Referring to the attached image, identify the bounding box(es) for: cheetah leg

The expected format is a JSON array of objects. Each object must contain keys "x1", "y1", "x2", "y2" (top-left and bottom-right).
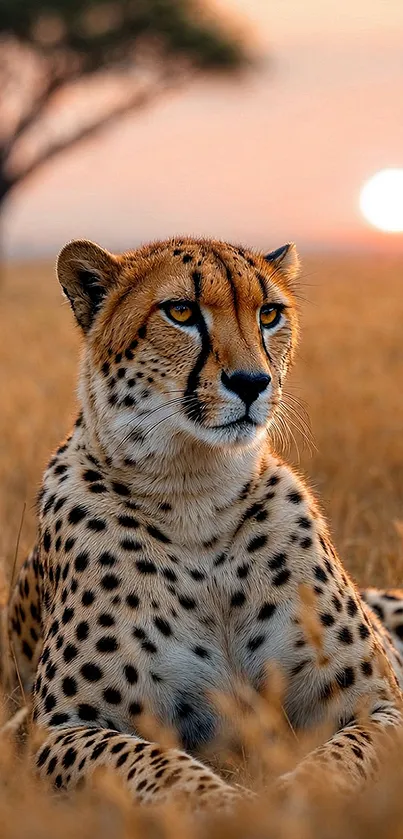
[
  {"x1": 9, "y1": 546, "x2": 43, "y2": 695},
  {"x1": 280, "y1": 702, "x2": 402, "y2": 794},
  {"x1": 35, "y1": 726, "x2": 244, "y2": 810},
  {"x1": 361, "y1": 588, "x2": 403, "y2": 657}
]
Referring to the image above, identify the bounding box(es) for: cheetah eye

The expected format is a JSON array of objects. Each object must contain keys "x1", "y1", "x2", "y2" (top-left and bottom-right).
[
  {"x1": 161, "y1": 300, "x2": 199, "y2": 326},
  {"x1": 260, "y1": 304, "x2": 284, "y2": 330}
]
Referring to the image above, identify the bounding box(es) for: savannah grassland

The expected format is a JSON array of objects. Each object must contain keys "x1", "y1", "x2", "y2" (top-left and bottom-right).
[{"x1": 0, "y1": 253, "x2": 403, "y2": 838}]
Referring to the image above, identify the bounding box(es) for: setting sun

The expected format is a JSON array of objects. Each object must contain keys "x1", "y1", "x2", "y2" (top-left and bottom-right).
[{"x1": 360, "y1": 168, "x2": 403, "y2": 233}]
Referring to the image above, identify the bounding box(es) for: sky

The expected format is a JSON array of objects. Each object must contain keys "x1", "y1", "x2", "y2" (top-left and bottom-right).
[{"x1": 5, "y1": 0, "x2": 403, "y2": 256}]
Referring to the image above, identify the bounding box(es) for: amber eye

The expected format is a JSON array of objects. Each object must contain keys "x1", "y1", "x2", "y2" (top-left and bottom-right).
[
  {"x1": 260, "y1": 305, "x2": 283, "y2": 329},
  {"x1": 162, "y1": 301, "x2": 199, "y2": 326}
]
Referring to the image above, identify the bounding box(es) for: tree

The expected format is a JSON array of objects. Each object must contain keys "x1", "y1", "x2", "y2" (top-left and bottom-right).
[{"x1": 0, "y1": 0, "x2": 247, "y2": 219}]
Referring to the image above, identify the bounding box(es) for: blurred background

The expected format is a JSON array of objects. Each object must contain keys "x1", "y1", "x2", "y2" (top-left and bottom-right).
[
  {"x1": 1, "y1": 0, "x2": 403, "y2": 256},
  {"x1": 0, "y1": 0, "x2": 402, "y2": 587}
]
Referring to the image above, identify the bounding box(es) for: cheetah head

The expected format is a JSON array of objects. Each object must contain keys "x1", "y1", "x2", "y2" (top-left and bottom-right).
[{"x1": 57, "y1": 237, "x2": 299, "y2": 459}]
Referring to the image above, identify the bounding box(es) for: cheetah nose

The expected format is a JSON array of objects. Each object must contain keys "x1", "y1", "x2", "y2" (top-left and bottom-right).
[{"x1": 221, "y1": 370, "x2": 271, "y2": 405}]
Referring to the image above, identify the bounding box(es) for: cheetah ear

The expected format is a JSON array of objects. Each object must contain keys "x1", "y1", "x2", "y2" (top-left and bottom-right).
[
  {"x1": 57, "y1": 239, "x2": 120, "y2": 332},
  {"x1": 264, "y1": 243, "x2": 299, "y2": 281}
]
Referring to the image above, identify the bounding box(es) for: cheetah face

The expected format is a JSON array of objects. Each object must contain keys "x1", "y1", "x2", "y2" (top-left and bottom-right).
[{"x1": 58, "y1": 238, "x2": 299, "y2": 455}]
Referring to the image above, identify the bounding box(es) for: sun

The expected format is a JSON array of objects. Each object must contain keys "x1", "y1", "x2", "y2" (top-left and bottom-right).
[{"x1": 359, "y1": 168, "x2": 403, "y2": 233}]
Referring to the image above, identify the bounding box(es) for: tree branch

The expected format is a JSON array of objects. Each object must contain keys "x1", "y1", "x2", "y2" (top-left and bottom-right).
[{"x1": 9, "y1": 74, "x2": 181, "y2": 189}]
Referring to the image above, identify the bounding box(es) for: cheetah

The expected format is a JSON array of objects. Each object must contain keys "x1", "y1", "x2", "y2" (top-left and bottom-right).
[{"x1": 8, "y1": 236, "x2": 403, "y2": 809}]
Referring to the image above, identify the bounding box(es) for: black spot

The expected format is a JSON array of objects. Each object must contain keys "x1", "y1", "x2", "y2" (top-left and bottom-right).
[
  {"x1": 138, "y1": 325, "x2": 147, "y2": 339},
  {"x1": 82, "y1": 590, "x2": 95, "y2": 607},
  {"x1": 247, "y1": 534, "x2": 268, "y2": 553},
  {"x1": 178, "y1": 595, "x2": 196, "y2": 610},
  {"x1": 62, "y1": 676, "x2": 77, "y2": 697},
  {"x1": 189, "y1": 569, "x2": 205, "y2": 581},
  {"x1": 314, "y1": 565, "x2": 328, "y2": 583},
  {"x1": 62, "y1": 747, "x2": 77, "y2": 770},
  {"x1": 63, "y1": 644, "x2": 78, "y2": 663},
  {"x1": 247, "y1": 634, "x2": 265, "y2": 652},
  {"x1": 154, "y1": 617, "x2": 172, "y2": 636},
  {"x1": 272, "y1": 569, "x2": 291, "y2": 586},
  {"x1": 101, "y1": 574, "x2": 120, "y2": 591},
  {"x1": 193, "y1": 645, "x2": 210, "y2": 659},
  {"x1": 237, "y1": 563, "x2": 250, "y2": 578},
  {"x1": 110, "y1": 742, "x2": 125, "y2": 754},
  {"x1": 231, "y1": 591, "x2": 246, "y2": 608},
  {"x1": 78, "y1": 704, "x2": 98, "y2": 722},
  {"x1": 37, "y1": 746, "x2": 51, "y2": 768},
  {"x1": 74, "y1": 552, "x2": 89, "y2": 573},
  {"x1": 320, "y1": 613, "x2": 335, "y2": 627},
  {"x1": 258, "y1": 602, "x2": 276, "y2": 620},
  {"x1": 22, "y1": 641, "x2": 33, "y2": 660},
  {"x1": 135, "y1": 559, "x2": 157, "y2": 575},
  {"x1": 132, "y1": 626, "x2": 146, "y2": 641},
  {"x1": 81, "y1": 662, "x2": 102, "y2": 682},
  {"x1": 91, "y1": 742, "x2": 107, "y2": 760},
  {"x1": 83, "y1": 469, "x2": 102, "y2": 483},
  {"x1": 98, "y1": 613, "x2": 115, "y2": 627},
  {"x1": 96, "y1": 636, "x2": 118, "y2": 653},
  {"x1": 89, "y1": 483, "x2": 107, "y2": 493},
  {"x1": 87, "y1": 518, "x2": 106, "y2": 532},
  {"x1": 68, "y1": 506, "x2": 87, "y2": 525},
  {"x1": 102, "y1": 361, "x2": 110, "y2": 376},
  {"x1": 62, "y1": 607, "x2": 74, "y2": 624},
  {"x1": 49, "y1": 713, "x2": 69, "y2": 726},
  {"x1": 126, "y1": 593, "x2": 140, "y2": 609},
  {"x1": 288, "y1": 491, "x2": 302, "y2": 504},
  {"x1": 213, "y1": 553, "x2": 226, "y2": 567},
  {"x1": 121, "y1": 539, "x2": 142, "y2": 551},
  {"x1": 358, "y1": 623, "x2": 370, "y2": 640},
  {"x1": 76, "y1": 621, "x2": 89, "y2": 641},
  {"x1": 65, "y1": 537, "x2": 76, "y2": 552},
  {"x1": 176, "y1": 699, "x2": 193, "y2": 719},
  {"x1": 129, "y1": 701, "x2": 143, "y2": 716},
  {"x1": 124, "y1": 665, "x2": 138, "y2": 684},
  {"x1": 44, "y1": 694, "x2": 56, "y2": 713},
  {"x1": 147, "y1": 525, "x2": 170, "y2": 544},
  {"x1": 268, "y1": 552, "x2": 286, "y2": 570},
  {"x1": 298, "y1": 517, "x2": 312, "y2": 529},
  {"x1": 242, "y1": 502, "x2": 266, "y2": 522},
  {"x1": 332, "y1": 595, "x2": 342, "y2": 613},
  {"x1": 54, "y1": 464, "x2": 68, "y2": 475},
  {"x1": 43, "y1": 530, "x2": 51, "y2": 553},
  {"x1": 99, "y1": 552, "x2": 116, "y2": 567},
  {"x1": 103, "y1": 688, "x2": 122, "y2": 705},
  {"x1": 338, "y1": 626, "x2": 354, "y2": 644},
  {"x1": 300, "y1": 537, "x2": 312, "y2": 549},
  {"x1": 112, "y1": 482, "x2": 130, "y2": 497},
  {"x1": 336, "y1": 666, "x2": 355, "y2": 689},
  {"x1": 117, "y1": 515, "x2": 139, "y2": 528},
  {"x1": 361, "y1": 660, "x2": 373, "y2": 677}
]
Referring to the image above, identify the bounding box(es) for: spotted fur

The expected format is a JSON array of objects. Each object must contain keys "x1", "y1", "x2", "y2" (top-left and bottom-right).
[{"x1": 9, "y1": 237, "x2": 403, "y2": 809}]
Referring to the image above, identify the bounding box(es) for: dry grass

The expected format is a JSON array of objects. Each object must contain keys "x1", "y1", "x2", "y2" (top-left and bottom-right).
[{"x1": 0, "y1": 253, "x2": 403, "y2": 837}]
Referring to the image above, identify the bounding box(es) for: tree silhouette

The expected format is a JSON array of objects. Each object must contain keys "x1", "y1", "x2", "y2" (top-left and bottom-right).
[{"x1": 0, "y1": 0, "x2": 246, "y2": 215}]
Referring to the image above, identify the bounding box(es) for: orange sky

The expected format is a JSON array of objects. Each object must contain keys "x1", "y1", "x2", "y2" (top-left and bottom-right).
[{"x1": 5, "y1": 0, "x2": 403, "y2": 256}]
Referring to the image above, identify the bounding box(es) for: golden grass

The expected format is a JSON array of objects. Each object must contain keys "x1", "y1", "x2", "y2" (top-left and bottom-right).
[{"x1": 0, "y1": 253, "x2": 403, "y2": 836}]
